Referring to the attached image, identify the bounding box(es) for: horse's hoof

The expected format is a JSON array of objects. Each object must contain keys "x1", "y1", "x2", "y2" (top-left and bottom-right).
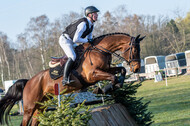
[
  {"x1": 115, "y1": 83, "x2": 123, "y2": 89},
  {"x1": 92, "y1": 87, "x2": 104, "y2": 94}
]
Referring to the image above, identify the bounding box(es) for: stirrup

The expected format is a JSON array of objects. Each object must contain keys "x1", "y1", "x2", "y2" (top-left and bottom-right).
[{"x1": 62, "y1": 79, "x2": 75, "y2": 86}]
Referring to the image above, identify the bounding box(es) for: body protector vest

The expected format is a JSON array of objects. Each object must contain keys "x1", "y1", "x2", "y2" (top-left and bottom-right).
[{"x1": 63, "y1": 18, "x2": 93, "y2": 40}]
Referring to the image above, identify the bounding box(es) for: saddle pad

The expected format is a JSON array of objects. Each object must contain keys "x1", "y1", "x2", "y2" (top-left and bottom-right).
[{"x1": 49, "y1": 65, "x2": 64, "y2": 80}]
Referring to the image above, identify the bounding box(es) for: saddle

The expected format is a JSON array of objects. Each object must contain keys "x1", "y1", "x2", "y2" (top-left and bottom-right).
[
  {"x1": 49, "y1": 44, "x2": 87, "y2": 80},
  {"x1": 48, "y1": 56, "x2": 67, "y2": 80},
  {"x1": 49, "y1": 56, "x2": 68, "y2": 68}
]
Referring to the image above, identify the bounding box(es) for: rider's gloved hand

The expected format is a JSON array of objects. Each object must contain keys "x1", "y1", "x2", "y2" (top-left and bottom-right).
[{"x1": 88, "y1": 39, "x2": 94, "y2": 45}]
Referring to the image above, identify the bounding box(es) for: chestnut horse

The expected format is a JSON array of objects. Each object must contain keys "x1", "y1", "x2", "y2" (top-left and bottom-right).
[{"x1": 0, "y1": 33, "x2": 145, "y2": 126}]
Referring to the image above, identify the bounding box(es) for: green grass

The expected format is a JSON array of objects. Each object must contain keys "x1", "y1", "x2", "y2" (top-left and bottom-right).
[
  {"x1": 1, "y1": 104, "x2": 23, "y2": 126},
  {"x1": 136, "y1": 75, "x2": 190, "y2": 126}
]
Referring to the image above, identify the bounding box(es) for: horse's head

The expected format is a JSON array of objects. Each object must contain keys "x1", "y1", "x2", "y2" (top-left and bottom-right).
[{"x1": 121, "y1": 34, "x2": 145, "y2": 73}]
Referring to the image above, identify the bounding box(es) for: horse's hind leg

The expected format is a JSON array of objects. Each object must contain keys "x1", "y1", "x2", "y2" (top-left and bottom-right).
[
  {"x1": 31, "y1": 111, "x2": 39, "y2": 126},
  {"x1": 22, "y1": 109, "x2": 34, "y2": 126},
  {"x1": 22, "y1": 102, "x2": 41, "y2": 126},
  {"x1": 22, "y1": 93, "x2": 43, "y2": 126},
  {"x1": 30, "y1": 96, "x2": 49, "y2": 126}
]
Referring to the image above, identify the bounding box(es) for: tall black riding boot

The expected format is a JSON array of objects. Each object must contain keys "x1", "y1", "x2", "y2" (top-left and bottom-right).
[{"x1": 62, "y1": 58, "x2": 75, "y2": 85}]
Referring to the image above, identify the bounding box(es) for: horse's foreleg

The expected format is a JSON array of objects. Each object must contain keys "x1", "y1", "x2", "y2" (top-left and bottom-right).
[
  {"x1": 89, "y1": 69, "x2": 117, "y2": 94},
  {"x1": 90, "y1": 69, "x2": 117, "y2": 84},
  {"x1": 90, "y1": 67, "x2": 126, "y2": 84},
  {"x1": 107, "y1": 67, "x2": 126, "y2": 86},
  {"x1": 106, "y1": 66, "x2": 126, "y2": 76},
  {"x1": 91, "y1": 67, "x2": 126, "y2": 94}
]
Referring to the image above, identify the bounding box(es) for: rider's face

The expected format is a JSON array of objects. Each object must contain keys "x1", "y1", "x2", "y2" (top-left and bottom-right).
[
  {"x1": 92, "y1": 12, "x2": 98, "y2": 21},
  {"x1": 89, "y1": 12, "x2": 98, "y2": 22}
]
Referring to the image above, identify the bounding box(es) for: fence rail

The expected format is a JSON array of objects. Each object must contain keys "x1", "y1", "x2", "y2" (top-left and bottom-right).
[{"x1": 89, "y1": 103, "x2": 137, "y2": 126}]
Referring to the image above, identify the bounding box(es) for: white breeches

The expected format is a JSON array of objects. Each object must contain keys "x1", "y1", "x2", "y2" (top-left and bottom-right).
[{"x1": 59, "y1": 34, "x2": 76, "y2": 61}]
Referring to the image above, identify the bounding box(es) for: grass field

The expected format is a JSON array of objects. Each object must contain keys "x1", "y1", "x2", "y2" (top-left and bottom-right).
[
  {"x1": 2, "y1": 74, "x2": 190, "y2": 126},
  {"x1": 135, "y1": 75, "x2": 190, "y2": 126}
]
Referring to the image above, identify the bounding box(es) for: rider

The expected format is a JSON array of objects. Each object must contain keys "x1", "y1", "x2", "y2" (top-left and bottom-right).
[{"x1": 59, "y1": 6, "x2": 99, "y2": 85}]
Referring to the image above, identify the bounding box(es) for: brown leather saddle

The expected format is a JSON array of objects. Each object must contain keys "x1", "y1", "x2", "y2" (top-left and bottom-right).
[
  {"x1": 49, "y1": 45, "x2": 86, "y2": 80},
  {"x1": 49, "y1": 56, "x2": 68, "y2": 68},
  {"x1": 48, "y1": 56, "x2": 67, "y2": 80}
]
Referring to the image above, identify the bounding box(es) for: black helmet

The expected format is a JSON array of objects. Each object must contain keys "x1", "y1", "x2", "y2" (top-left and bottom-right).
[{"x1": 85, "y1": 6, "x2": 99, "y2": 16}]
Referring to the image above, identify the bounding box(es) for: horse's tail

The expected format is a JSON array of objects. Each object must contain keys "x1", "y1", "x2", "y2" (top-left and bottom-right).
[{"x1": 0, "y1": 79, "x2": 28, "y2": 125}]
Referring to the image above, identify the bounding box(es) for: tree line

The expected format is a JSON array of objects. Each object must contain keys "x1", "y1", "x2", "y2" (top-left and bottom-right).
[{"x1": 0, "y1": 5, "x2": 190, "y2": 85}]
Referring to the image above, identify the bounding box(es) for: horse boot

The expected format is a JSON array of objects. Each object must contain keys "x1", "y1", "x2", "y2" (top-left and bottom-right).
[{"x1": 62, "y1": 58, "x2": 75, "y2": 85}]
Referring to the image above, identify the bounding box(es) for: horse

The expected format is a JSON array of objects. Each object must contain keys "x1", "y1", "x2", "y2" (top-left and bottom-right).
[{"x1": 0, "y1": 33, "x2": 145, "y2": 126}]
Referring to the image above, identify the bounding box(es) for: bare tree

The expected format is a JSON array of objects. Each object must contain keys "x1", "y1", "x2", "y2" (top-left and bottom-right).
[
  {"x1": 11, "y1": 50, "x2": 22, "y2": 79},
  {"x1": 0, "y1": 56, "x2": 4, "y2": 84},
  {"x1": 17, "y1": 33, "x2": 34, "y2": 78},
  {"x1": 0, "y1": 32, "x2": 11, "y2": 80},
  {"x1": 100, "y1": 11, "x2": 117, "y2": 34},
  {"x1": 25, "y1": 15, "x2": 50, "y2": 70}
]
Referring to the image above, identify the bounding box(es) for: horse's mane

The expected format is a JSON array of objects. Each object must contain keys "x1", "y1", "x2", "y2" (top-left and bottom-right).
[{"x1": 94, "y1": 32, "x2": 131, "y2": 40}]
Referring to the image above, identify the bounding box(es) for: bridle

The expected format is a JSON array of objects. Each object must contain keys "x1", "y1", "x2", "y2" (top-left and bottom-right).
[
  {"x1": 122, "y1": 37, "x2": 141, "y2": 64},
  {"x1": 91, "y1": 36, "x2": 140, "y2": 66}
]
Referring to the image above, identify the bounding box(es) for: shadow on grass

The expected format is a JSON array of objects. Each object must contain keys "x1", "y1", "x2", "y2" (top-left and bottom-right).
[
  {"x1": 150, "y1": 100, "x2": 190, "y2": 114},
  {"x1": 154, "y1": 118, "x2": 190, "y2": 126},
  {"x1": 141, "y1": 88, "x2": 190, "y2": 105}
]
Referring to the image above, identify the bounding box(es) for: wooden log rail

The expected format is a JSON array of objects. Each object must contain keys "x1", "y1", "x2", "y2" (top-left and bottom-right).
[{"x1": 88, "y1": 103, "x2": 137, "y2": 126}]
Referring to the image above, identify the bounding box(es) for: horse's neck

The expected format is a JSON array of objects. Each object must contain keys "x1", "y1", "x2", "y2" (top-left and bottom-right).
[{"x1": 97, "y1": 35, "x2": 130, "y2": 52}]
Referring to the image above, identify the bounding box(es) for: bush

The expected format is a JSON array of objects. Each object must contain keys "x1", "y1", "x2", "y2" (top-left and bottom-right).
[
  {"x1": 110, "y1": 81, "x2": 154, "y2": 126},
  {"x1": 36, "y1": 93, "x2": 92, "y2": 126}
]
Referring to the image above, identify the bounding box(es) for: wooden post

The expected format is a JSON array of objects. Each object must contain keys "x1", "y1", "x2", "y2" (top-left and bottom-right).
[
  {"x1": 98, "y1": 82, "x2": 104, "y2": 105},
  {"x1": 54, "y1": 83, "x2": 61, "y2": 107},
  {"x1": 165, "y1": 68, "x2": 168, "y2": 86},
  {"x1": 174, "y1": 67, "x2": 178, "y2": 77},
  {"x1": 19, "y1": 100, "x2": 24, "y2": 115},
  {"x1": 136, "y1": 74, "x2": 140, "y2": 81}
]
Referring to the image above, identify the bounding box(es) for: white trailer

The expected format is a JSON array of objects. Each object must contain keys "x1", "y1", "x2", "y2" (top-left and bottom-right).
[
  {"x1": 144, "y1": 56, "x2": 165, "y2": 79},
  {"x1": 185, "y1": 50, "x2": 190, "y2": 72},
  {"x1": 3, "y1": 80, "x2": 17, "y2": 93},
  {"x1": 165, "y1": 52, "x2": 186, "y2": 76}
]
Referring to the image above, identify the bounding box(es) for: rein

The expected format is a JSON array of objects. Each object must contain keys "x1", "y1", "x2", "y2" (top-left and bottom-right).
[{"x1": 92, "y1": 45, "x2": 130, "y2": 64}]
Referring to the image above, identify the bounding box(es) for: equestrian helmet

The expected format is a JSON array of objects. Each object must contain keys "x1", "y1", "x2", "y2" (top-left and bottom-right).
[{"x1": 85, "y1": 6, "x2": 99, "y2": 16}]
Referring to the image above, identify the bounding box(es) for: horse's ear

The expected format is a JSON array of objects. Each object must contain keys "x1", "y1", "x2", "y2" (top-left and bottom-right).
[
  {"x1": 135, "y1": 34, "x2": 141, "y2": 40},
  {"x1": 139, "y1": 36, "x2": 146, "y2": 41}
]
